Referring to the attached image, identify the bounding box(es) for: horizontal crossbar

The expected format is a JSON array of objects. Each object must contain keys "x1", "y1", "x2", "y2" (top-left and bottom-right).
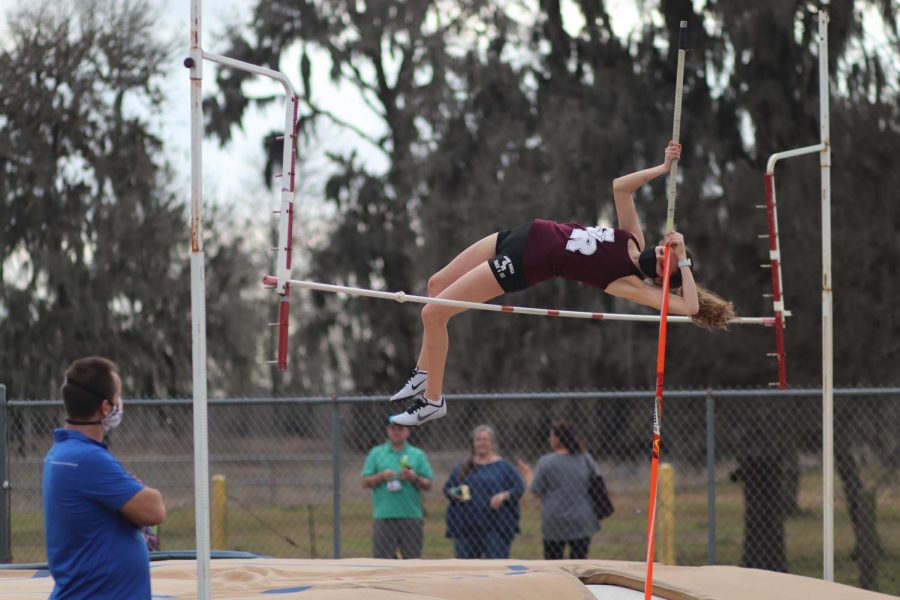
[{"x1": 263, "y1": 276, "x2": 775, "y2": 326}]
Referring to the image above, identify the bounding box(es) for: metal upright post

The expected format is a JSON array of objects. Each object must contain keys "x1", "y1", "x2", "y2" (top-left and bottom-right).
[
  {"x1": 760, "y1": 13, "x2": 832, "y2": 575},
  {"x1": 331, "y1": 395, "x2": 342, "y2": 558},
  {"x1": 0, "y1": 385, "x2": 9, "y2": 563},
  {"x1": 187, "y1": 0, "x2": 211, "y2": 597},
  {"x1": 705, "y1": 391, "x2": 716, "y2": 565},
  {"x1": 818, "y1": 9, "x2": 834, "y2": 581}
]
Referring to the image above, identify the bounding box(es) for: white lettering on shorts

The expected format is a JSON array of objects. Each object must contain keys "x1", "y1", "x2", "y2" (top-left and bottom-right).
[
  {"x1": 565, "y1": 226, "x2": 615, "y2": 256},
  {"x1": 493, "y1": 256, "x2": 515, "y2": 279}
]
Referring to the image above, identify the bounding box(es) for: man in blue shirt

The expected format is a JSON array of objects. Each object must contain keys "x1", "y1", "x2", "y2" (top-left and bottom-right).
[{"x1": 42, "y1": 356, "x2": 166, "y2": 599}]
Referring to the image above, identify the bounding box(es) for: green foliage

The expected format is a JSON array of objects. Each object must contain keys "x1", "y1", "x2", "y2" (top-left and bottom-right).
[{"x1": 0, "y1": 0, "x2": 269, "y2": 398}]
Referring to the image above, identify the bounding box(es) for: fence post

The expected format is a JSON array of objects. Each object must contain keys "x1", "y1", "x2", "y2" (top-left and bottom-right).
[
  {"x1": 0, "y1": 385, "x2": 9, "y2": 563},
  {"x1": 659, "y1": 463, "x2": 676, "y2": 565},
  {"x1": 705, "y1": 389, "x2": 716, "y2": 565},
  {"x1": 211, "y1": 474, "x2": 227, "y2": 550},
  {"x1": 331, "y1": 394, "x2": 341, "y2": 558}
]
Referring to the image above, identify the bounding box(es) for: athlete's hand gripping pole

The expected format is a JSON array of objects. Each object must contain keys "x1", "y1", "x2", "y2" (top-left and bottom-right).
[{"x1": 645, "y1": 20, "x2": 687, "y2": 600}]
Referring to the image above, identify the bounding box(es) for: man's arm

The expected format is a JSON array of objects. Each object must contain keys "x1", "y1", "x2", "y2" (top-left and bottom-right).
[
  {"x1": 362, "y1": 470, "x2": 394, "y2": 489},
  {"x1": 84, "y1": 451, "x2": 164, "y2": 526},
  {"x1": 410, "y1": 452, "x2": 434, "y2": 492},
  {"x1": 404, "y1": 469, "x2": 432, "y2": 491},
  {"x1": 120, "y1": 486, "x2": 166, "y2": 527}
]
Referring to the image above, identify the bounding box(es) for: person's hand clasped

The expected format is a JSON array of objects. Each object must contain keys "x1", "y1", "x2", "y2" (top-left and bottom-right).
[
  {"x1": 489, "y1": 491, "x2": 511, "y2": 510},
  {"x1": 664, "y1": 230, "x2": 687, "y2": 260},
  {"x1": 663, "y1": 140, "x2": 682, "y2": 171}
]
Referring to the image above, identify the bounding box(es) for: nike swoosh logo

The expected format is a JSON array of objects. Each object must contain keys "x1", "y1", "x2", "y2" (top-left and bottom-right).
[
  {"x1": 411, "y1": 380, "x2": 425, "y2": 391},
  {"x1": 417, "y1": 404, "x2": 443, "y2": 422}
]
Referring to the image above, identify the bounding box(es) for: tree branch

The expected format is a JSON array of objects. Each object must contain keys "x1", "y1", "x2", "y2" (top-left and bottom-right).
[{"x1": 301, "y1": 98, "x2": 389, "y2": 156}]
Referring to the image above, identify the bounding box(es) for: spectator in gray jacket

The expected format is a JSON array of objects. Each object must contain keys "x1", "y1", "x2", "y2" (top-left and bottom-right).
[{"x1": 518, "y1": 419, "x2": 600, "y2": 559}]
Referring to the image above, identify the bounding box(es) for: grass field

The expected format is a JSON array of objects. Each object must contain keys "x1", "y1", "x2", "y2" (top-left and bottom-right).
[{"x1": 14, "y1": 474, "x2": 900, "y2": 595}]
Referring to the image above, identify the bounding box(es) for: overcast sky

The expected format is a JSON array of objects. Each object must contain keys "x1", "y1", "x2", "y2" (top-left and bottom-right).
[
  {"x1": 152, "y1": 0, "x2": 640, "y2": 217},
  {"x1": 0, "y1": 0, "x2": 389, "y2": 220},
  {"x1": 0, "y1": 0, "x2": 647, "y2": 215},
  {"x1": 154, "y1": 0, "x2": 391, "y2": 221},
  {"x1": 8, "y1": 1, "x2": 891, "y2": 222}
]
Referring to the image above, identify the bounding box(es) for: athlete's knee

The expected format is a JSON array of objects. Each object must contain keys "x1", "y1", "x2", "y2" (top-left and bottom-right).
[
  {"x1": 421, "y1": 302, "x2": 451, "y2": 326},
  {"x1": 427, "y1": 272, "x2": 450, "y2": 297}
]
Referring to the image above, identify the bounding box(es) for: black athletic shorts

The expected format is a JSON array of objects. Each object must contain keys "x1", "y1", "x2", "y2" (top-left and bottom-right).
[{"x1": 488, "y1": 222, "x2": 532, "y2": 293}]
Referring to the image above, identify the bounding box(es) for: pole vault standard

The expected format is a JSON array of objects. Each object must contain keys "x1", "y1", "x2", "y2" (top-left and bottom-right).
[
  {"x1": 263, "y1": 277, "x2": 774, "y2": 325},
  {"x1": 644, "y1": 20, "x2": 687, "y2": 600},
  {"x1": 187, "y1": 1, "x2": 298, "y2": 597},
  {"x1": 760, "y1": 9, "x2": 832, "y2": 580}
]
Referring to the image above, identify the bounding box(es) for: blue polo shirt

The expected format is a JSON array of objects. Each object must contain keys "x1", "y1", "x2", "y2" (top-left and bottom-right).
[{"x1": 42, "y1": 429, "x2": 149, "y2": 600}]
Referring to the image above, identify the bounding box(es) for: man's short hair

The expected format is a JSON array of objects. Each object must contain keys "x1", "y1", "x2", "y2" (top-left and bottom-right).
[{"x1": 62, "y1": 357, "x2": 119, "y2": 419}]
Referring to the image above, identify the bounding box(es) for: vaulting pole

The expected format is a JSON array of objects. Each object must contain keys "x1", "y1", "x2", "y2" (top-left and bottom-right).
[{"x1": 644, "y1": 20, "x2": 687, "y2": 600}]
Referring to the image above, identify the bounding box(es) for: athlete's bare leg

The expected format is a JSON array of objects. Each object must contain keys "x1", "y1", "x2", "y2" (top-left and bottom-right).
[
  {"x1": 418, "y1": 261, "x2": 503, "y2": 400},
  {"x1": 414, "y1": 233, "x2": 499, "y2": 369}
]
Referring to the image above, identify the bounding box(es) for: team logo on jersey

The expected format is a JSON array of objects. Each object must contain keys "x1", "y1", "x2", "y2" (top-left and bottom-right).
[
  {"x1": 492, "y1": 255, "x2": 515, "y2": 279},
  {"x1": 565, "y1": 226, "x2": 615, "y2": 255}
]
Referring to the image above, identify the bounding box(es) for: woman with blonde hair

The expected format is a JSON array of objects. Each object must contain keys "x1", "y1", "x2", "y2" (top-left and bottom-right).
[{"x1": 390, "y1": 141, "x2": 735, "y2": 426}]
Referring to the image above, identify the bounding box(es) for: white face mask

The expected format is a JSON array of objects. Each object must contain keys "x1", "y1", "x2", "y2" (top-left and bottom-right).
[{"x1": 102, "y1": 402, "x2": 124, "y2": 432}]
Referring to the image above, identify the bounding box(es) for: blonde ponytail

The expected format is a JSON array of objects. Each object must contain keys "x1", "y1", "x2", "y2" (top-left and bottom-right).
[{"x1": 691, "y1": 286, "x2": 735, "y2": 330}]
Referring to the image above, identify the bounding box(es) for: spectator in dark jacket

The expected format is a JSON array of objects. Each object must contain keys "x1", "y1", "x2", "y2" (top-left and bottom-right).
[{"x1": 444, "y1": 425, "x2": 524, "y2": 558}]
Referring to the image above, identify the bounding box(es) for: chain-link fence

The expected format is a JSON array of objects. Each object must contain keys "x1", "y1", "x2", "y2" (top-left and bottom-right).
[{"x1": 4, "y1": 388, "x2": 899, "y2": 593}]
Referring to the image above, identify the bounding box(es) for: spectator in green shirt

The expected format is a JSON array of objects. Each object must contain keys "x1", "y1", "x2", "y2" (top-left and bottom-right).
[{"x1": 361, "y1": 419, "x2": 434, "y2": 558}]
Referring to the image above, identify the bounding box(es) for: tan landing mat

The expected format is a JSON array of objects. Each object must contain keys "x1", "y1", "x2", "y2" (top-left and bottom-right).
[{"x1": 0, "y1": 558, "x2": 896, "y2": 599}]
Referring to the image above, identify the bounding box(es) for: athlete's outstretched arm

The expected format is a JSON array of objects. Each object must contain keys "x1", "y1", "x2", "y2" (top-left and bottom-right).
[
  {"x1": 605, "y1": 232, "x2": 699, "y2": 315},
  {"x1": 606, "y1": 275, "x2": 698, "y2": 316},
  {"x1": 612, "y1": 141, "x2": 681, "y2": 249}
]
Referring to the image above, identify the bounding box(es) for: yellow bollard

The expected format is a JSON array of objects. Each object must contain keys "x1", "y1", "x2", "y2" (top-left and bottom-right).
[
  {"x1": 212, "y1": 474, "x2": 227, "y2": 550},
  {"x1": 658, "y1": 463, "x2": 676, "y2": 565}
]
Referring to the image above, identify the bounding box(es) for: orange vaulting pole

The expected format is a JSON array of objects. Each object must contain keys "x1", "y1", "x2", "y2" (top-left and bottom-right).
[{"x1": 645, "y1": 19, "x2": 687, "y2": 600}]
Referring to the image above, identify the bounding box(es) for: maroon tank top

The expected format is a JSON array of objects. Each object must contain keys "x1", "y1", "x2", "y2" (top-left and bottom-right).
[{"x1": 522, "y1": 219, "x2": 642, "y2": 290}]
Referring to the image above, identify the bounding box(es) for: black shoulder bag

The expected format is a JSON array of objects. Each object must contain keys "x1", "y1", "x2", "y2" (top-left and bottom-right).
[{"x1": 583, "y1": 454, "x2": 615, "y2": 520}]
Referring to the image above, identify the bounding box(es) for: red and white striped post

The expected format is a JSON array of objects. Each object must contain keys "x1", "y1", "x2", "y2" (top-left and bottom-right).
[
  {"x1": 763, "y1": 172, "x2": 788, "y2": 389},
  {"x1": 275, "y1": 95, "x2": 299, "y2": 371}
]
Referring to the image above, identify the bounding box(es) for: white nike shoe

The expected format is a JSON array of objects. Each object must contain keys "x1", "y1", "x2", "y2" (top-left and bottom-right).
[
  {"x1": 390, "y1": 368, "x2": 428, "y2": 403},
  {"x1": 390, "y1": 397, "x2": 446, "y2": 426}
]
